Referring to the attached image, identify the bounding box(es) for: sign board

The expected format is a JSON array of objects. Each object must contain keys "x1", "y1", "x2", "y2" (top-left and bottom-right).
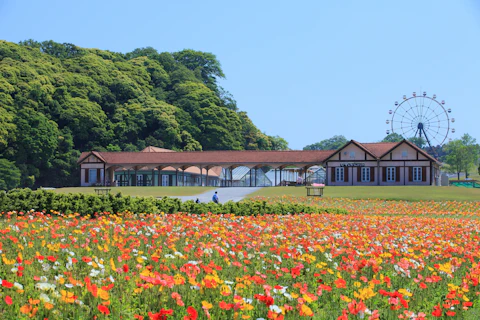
[{"x1": 340, "y1": 163, "x2": 365, "y2": 167}]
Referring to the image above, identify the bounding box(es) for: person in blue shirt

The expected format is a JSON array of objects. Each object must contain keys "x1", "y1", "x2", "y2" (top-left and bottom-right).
[{"x1": 212, "y1": 191, "x2": 219, "y2": 204}]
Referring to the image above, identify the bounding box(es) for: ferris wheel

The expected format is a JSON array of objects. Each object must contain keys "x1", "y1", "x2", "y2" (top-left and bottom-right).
[{"x1": 386, "y1": 92, "x2": 455, "y2": 149}]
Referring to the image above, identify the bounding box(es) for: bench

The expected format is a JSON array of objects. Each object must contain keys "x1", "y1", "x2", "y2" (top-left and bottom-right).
[
  {"x1": 306, "y1": 186, "x2": 324, "y2": 197},
  {"x1": 94, "y1": 188, "x2": 111, "y2": 195}
]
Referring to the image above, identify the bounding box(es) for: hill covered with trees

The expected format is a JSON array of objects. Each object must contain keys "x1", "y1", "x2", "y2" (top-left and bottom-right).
[{"x1": 0, "y1": 40, "x2": 287, "y2": 189}]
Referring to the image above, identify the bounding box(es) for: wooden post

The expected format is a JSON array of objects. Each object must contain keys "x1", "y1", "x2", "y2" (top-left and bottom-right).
[
  {"x1": 304, "y1": 166, "x2": 307, "y2": 185},
  {"x1": 134, "y1": 168, "x2": 137, "y2": 186},
  {"x1": 255, "y1": 168, "x2": 257, "y2": 187},
  {"x1": 230, "y1": 168, "x2": 233, "y2": 187},
  {"x1": 280, "y1": 167, "x2": 282, "y2": 186},
  {"x1": 175, "y1": 169, "x2": 178, "y2": 186},
  {"x1": 275, "y1": 168, "x2": 277, "y2": 186},
  {"x1": 206, "y1": 168, "x2": 209, "y2": 186}
]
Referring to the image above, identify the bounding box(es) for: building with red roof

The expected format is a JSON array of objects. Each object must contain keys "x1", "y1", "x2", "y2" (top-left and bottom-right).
[{"x1": 77, "y1": 139, "x2": 441, "y2": 187}]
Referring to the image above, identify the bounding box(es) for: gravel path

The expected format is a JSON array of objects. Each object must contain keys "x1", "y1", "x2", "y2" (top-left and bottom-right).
[{"x1": 173, "y1": 187, "x2": 263, "y2": 203}]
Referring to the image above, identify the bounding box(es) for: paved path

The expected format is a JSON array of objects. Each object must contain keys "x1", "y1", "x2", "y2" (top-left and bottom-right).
[{"x1": 174, "y1": 187, "x2": 263, "y2": 203}]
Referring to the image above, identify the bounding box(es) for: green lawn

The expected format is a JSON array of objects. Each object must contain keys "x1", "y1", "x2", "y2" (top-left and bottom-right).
[
  {"x1": 248, "y1": 186, "x2": 480, "y2": 201},
  {"x1": 52, "y1": 187, "x2": 215, "y2": 197}
]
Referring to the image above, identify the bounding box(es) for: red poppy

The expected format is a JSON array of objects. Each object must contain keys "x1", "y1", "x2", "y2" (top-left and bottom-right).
[
  {"x1": 432, "y1": 305, "x2": 442, "y2": 317},
  {"x1": 148, "y1": 309, "x2": 173, "y2": 320},
  {"x1": 184, "y1": 306, "x2": 198, "y2": 320},
  {"x1": 98, "y1": 305, "x2": 110, "y2": 315},
  {"x1": 348, "y1": 300, "x2": 366, "y2": 315},
  {"x1": 334, "y1": 278, "x2": 346, "y2": 289},
  {"x1": 219, "y1": 301, "x2": 233, "y2": 310},
  {"x1": 5, "y1": 296, "x2": 12, "y2": 305}
]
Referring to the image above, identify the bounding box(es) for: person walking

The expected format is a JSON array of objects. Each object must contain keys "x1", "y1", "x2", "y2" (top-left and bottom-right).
[
  {"x1": 195, "y1": 198, "x2": 201, "y2": 204},
  {"x1": 212, "y1": 191, "x2": 219, "y2": 204}
]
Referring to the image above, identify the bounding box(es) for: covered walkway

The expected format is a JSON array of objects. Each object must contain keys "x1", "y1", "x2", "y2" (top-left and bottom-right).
[{"x1": 77, "y1": 149, "x2": 333, "y2": 187}]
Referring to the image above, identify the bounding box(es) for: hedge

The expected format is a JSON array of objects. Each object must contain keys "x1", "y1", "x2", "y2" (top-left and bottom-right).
[{"x1": 0, "y1": 189, "x2": 348, "y2": 216}]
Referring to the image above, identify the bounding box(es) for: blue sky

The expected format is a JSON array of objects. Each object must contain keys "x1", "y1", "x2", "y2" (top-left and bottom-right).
[{"x1": 1, "y1": 0, "x2": 479, "y2": 150}]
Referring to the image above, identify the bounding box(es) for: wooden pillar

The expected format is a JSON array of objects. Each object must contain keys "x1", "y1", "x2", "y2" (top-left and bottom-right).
[
  {"x1": 250, "y1": 168, "x2": 252, "y2": 187},
  {"x1": 224, "y1": 168, "x2": 227, "y2": 187},
  {"x1": 175, "y1": 169, "x2": 178, "y2": 186},
  {"x1": 206, "y1": 168, "x2": 209, "y2": 186},
  {"x1": 275, "y1": 168, "x2": 277, "y2": 186},
  {"x1": 134, "y1": 168, "x2": 137, "y2": 186},
  {"x1": 304, "y1": 166, "x2": 307, "y2": 185},
  {"x1": 280, "y1": 167, "x2": 282, "y2": 186},
  {"x1": 325, "y1": 164, "x2": 328, "y2": 186},
  {"x1": 254, "y1": 168, "x2": 257, "y2": 187},
  {"x1": 230, "y1": 168, "x2": 233, "y2": 187},
  {"x1": 430, "y1": 161, "x2": 433, "y2": 186}
]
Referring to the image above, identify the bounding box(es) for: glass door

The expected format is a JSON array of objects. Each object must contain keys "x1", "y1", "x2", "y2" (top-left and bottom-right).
[
  {"x1": 161, "y1": 175, "x2": 169, "y2": 186},
  {"x1": 137, "y1": 174, "x2": 143, "y2": 186}
]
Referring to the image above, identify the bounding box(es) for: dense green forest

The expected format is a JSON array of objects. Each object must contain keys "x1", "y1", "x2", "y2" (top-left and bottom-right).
[{"x1": 0, "y1": 40, "x2": 288, "y2": 189}]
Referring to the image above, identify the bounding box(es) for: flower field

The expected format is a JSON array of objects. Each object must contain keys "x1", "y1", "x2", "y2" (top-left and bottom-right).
[
  {"x1": 1, "y1": 200, "x2": 480, "y2": 319},
  {"x1": 254, "y1": 196, "x2": 480, "y2": 218}
]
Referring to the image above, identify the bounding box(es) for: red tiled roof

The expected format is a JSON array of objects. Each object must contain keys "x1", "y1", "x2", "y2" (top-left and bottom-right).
[
  {"x1": 357, "y1": 142, "x2": 398, "y2": 157},
  {"x1": 78, "y1": 150, "x2": 335, "y2": 166},
  {"x1": 141, "y1": 146, "x2": 175, "y2": 153},
  {"x1": 378, "y1": 140, "x2": 439, "y2": 163}
]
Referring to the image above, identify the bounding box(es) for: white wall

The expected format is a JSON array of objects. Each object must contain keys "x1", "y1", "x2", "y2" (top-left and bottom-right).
[{"x1": 80, "y1": 163, "x2": 104, "y2": 187}]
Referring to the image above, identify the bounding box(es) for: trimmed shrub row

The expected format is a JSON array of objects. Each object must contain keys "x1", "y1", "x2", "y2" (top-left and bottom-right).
[{"x1": 0, "y1": 189, "x2": 348, "y2": 216}]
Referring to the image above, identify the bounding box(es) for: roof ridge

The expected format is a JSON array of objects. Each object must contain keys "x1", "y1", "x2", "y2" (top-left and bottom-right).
[{"x1": 92, "y1": 149, "x2": 336, "y2": 154}]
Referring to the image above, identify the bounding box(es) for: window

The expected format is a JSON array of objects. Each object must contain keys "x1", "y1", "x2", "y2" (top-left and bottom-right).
[
  {"x1": 413, "y1": 167, "x2": 422, "y2": 181},
  {"x1": 386, "y1": 167, "x2": 396, "y2": 182},
  {"x1": 402, "y1": 151, "x2": 408, "y2": 158},
  {"x1": 349, "y1": 151, "x2": 355, "y2": 159},
  {"x1": 361, "y1": 167, "x2": 370, "y2": 182},
  {"x1": 335, "y1": 167, "x2": 344, "y2": 182}
]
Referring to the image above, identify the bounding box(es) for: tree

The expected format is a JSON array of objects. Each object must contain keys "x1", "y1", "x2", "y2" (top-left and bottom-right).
[
  {"x1": 269, "y1": 135, "x2": 289, "y2": 150},
  {"x1": 125, "y1": 47, "x2": 159, "y2": 60},
  {"x1": 460, "y1": 133, "x2": 480, "y2": 178},
  {"x1": 172, "y1": 49, "x2": 225, "y2": 90},
  {"x1": 0, "y1": 159, "x2": 21, "y2": 190},
  {"x1": 218, "y1": 87, "x2": 237, "y2": 111},
  {"x1": 303, "y1": 135, "x2": 348, "y2": 150},
  {"x1": 408, "y1": 136, "x2": 426, "y2": 149},
  {"x1": 382, "y1": 133, "x2": 403, "y2": 143},
  {"x1": 444, "y1": 139, "x2": 469, "y2": 180}
]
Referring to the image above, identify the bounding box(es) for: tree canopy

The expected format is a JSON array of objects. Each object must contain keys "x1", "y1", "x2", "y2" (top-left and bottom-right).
[
  {"x1": 381, "y1": 133, "x2": 404, "y2": 143},
  {"x1": 443, "y1": 134, "x2": 480, "y2": 180},
  {"x1": 0, "y1": 40, "x2": 286, "y2": 188},
  {"x1": 303, "y1": 135, "x2": 348, "y2": 150}
]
